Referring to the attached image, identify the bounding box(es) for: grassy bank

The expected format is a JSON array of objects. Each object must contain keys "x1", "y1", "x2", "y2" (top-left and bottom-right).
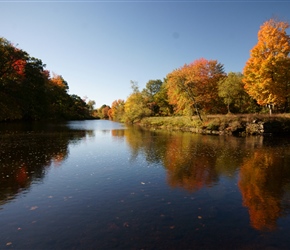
[{"x1": 139, "y1": 114, "x2": 290, "y2": 136}]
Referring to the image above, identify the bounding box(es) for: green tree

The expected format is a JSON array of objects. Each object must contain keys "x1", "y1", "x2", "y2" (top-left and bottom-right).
[
  {"x1": 218, "y1": 72, "x2": 245, "y2": 113},
  {"x1": 154, "y1": 80, "x2": 174, "y2": 116},
  {"x1": 67, "y1": 94, "x2": 91, "y2": 119},
  {"x1": 87, "y1": 100, "x2": 96, "y2": 116},
  {"x1": 142, "y1": 79, "x2": 163, "y2": 115}
]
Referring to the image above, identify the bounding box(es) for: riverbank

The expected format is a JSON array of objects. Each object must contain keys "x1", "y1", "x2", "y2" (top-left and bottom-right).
[{"x1": 139, "y1": 114, "x2": 290, "y2": 136}]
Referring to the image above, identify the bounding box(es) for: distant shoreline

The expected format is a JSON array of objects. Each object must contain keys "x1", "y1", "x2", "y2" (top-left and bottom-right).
[{"x1": 138, "y1": 114, "x2": 290, "y2": 136}]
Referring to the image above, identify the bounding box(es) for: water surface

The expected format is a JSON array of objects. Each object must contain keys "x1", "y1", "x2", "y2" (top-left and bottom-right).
[{"x1": 1, "y1": 120, "x2": 290, "y2": 249}]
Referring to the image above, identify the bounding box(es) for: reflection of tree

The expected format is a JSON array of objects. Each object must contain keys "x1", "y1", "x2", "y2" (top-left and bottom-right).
[
  {"x1": 238, "y1": 147, "x2": 290, "y2": 231},
  {"x1": 163, "y1": 134, "x2": 219, "y2": 192},
  {"x1": 123, "y1": 126, "x2": 245, "y2": 192},
  {"x1": 0, "y1": 123, "x2": 89, "y2": 206},
  {"x1": 123, "y1": 126, "x2": 166, "y2": 163},
  {"x1": 111, "y1": 129, "x2": 125, "y2": 137}
]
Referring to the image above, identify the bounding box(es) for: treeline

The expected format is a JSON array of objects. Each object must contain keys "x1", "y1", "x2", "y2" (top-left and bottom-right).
[
  {"x1": 107, "y1": 18, "x2": 290, "y2": 123},
  {"x1": 2, "y1": 18, "x2": 289, "y2": 123},
  {"x1": 0, "y1": 37, "x2": 94, "y2": 121}
]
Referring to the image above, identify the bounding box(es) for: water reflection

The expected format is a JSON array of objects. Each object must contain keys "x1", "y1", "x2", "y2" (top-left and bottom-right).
[
  {"x1": 238, "y1": 138, "x2": 290, "y2": 231},
  {"x1": 114, "y1": 127, "x2": 290, "y2": 231},
  {"x1": 1, "y1": 120, "x2": 290, "y2": 236},
  {"x1": 0, "y1": 122, "x2": 92, "y2": 206},
  {"x1": 121, "y1": 127, "x2": 244, "y2": 191}
]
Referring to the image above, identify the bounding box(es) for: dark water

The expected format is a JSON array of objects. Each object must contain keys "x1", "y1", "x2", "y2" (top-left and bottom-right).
[{"x1": 1, "y1": 120, "x2": 290, "y2": 249}]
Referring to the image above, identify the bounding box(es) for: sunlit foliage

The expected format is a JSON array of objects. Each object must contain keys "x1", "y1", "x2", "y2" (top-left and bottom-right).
[
  {"x1": 124, "y1": 81, "x2": 151, "y2": 123},
  {"x1": 166, "y1": 58, "x2": 226, "y2": 119},
  {"x1": 218, "y1": 72, "x2": 258, "y2": 113},
  {"x1": 109, "y1": 99, "x2": 125, "y2": 121},
  {"x1": 96, "y1": 104, "x2": 111, "y2": 119},
  {"x1": 243, "y1": 19, "x2": 290, "y2": 112},
  {"x1": 238, "y1": 148, "x2": 290, "y2": 231}
]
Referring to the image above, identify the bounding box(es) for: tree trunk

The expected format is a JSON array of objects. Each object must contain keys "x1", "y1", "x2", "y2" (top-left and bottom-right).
[
  {"x1": 194, "y1": 103, "x2": 203, "y2": 121},
  {"x1": 227, "y1": 102, "x2": 231, "y2": 114}
]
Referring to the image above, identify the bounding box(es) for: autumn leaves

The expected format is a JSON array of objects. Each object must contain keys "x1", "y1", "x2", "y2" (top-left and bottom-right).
[
  {"x1": 118, "y1": 19, "x2": 290, "y2": 123},
  {"x1": 166, "y1": 58, "x2": 226, "y2": 120},
  {"x1": 243, "y1": 19, "x2": 290, "y2": 111},
  {"x1": 167, "y1": 19, "x2": 290, "y2": 118},
  {"x1": 0, "y1": 38, "x2": 93, "y2": 121}
]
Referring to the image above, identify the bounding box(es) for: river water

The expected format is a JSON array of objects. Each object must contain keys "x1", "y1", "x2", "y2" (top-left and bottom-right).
[{"x1": 1, "y1": 120, "x2": 290, "y2": 249}]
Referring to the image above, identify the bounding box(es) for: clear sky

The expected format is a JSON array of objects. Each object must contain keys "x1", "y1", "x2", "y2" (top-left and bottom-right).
[{"x1": 1, "y1": 0, "x2": 290, "y2": 108}]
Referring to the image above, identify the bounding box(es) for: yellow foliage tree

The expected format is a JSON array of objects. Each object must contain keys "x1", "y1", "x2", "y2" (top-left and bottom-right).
[
  {"x1": 124, "y1": 81, "x2": 151, "y2": 123},
  {"x1": 243, "y1": 19, "x2": 290, "y2": 113}
]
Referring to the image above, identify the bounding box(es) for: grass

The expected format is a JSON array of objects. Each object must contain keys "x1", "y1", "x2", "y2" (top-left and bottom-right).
[
  {"x1": 140, "y1": 116, "x2": 202, "y2": 129},
  {"x1": 139, "y1": 113, "x2": 290, "y2": 135}
]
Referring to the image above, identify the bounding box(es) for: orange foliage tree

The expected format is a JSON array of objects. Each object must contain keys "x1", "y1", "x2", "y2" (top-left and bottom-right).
[
  {"x1": 166, "y1": 58, "x2": 226, "y2": 120},
  {"x1": 243, "y1": 19, "x2": 290, "y2": 113},
  {"x1": 109, "y1": 99, "x2": 125, "y2": 121},
  {"x1": 238, "y1": 149, "x2": 289, "y2": 231},
  {"x1": 50, "y1": 72, "x2": 69, "y2": 90},
  {"x1": 162, "y1": 134, "x2": 219, "y2": 192}
]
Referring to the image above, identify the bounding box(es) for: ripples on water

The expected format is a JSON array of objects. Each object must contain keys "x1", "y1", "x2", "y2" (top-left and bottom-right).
[{"x1": 1, "y1": 120, "x2": 290, "y2": 249}]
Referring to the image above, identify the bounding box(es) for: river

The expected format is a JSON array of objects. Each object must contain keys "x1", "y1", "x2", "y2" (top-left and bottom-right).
[{"x1": 1, "y1": 120, "x2": 290, "y2": 249}]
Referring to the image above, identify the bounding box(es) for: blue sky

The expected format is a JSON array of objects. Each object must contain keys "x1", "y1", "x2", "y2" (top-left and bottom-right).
[{"x1": 1, "y1": 1, "x2": 290, "y2": 108}]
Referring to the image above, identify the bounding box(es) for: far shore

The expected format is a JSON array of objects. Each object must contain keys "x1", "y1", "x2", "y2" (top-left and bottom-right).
[{"x1": 138, "y1": 114, "x2": 290, "y2": 136}]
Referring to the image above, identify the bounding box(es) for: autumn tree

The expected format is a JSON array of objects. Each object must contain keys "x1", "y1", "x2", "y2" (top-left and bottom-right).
[
  {"x1": 0, "y1": 37, "x2": 48, "y2": 120},
  {"x1": 243, "y1": 19, "x2": 290, "y2": 114},
  {"x1": 124, "y1": 81, "x2": 151, "y2": 123},
  {"x1": 0, "y1": 37, "x2": 93, "y2": 121},
  {"x1": 96, "y1": 104, "x2": 111, "y2": 119},
  {"x1": 50, "y1": 72, "x2": 69, "y2": 90},
  {"x1": 109, "y1": 99, "x2": 125, "y2": 121},
  {"x1": 46, "y1": 73, "x2": 70, "y2": 118},
  {"x1": 166, "y1": 58, "x2": 226, "y2": 120}
]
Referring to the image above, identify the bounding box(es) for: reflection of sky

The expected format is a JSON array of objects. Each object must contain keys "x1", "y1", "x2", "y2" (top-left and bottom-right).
[{"x1": 67, "y1": 120, "x2": 126, "y2": 131}]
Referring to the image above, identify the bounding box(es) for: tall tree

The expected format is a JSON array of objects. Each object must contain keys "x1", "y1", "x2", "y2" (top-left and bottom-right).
[
  {"x1": 166, "y1": 58, "x2": 226, "y2": 120},
  {"x1": 243, "y1": 19, "x2": 290, "y2": 114}
]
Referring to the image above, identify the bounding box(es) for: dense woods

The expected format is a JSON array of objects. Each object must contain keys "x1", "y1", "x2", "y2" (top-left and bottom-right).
[
  {"x1": 0, "y1": 38, "x2": 93, "y2": 121},
  {"x1": 1, "y1": 18, "x2": 289, "y2": 123}
]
